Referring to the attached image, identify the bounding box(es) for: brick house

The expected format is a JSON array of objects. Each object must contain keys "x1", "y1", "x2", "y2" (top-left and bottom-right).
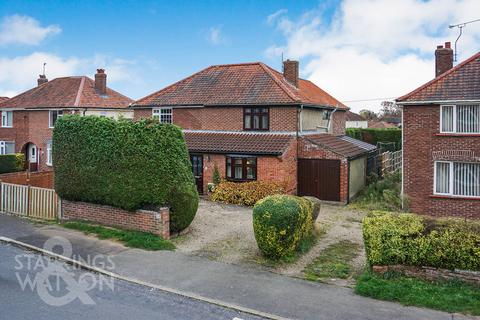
[
  {"x1": 0, "y1": 69, "x2": 133, "y2": 172},
  {"x1": 397, "y1": 42, "x2": 480, "y2": 218},
  {"x1": 132, "y1": 60, "x2": 375, "y2": 203}
]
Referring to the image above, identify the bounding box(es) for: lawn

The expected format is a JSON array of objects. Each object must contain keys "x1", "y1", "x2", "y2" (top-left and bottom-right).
[
  {"x1": 355, "y1": 271, "x2": 480, "y2": 316},
  {"x1": 303, "y1": 240, "x2": 360, "y2": 281},
  {"x1": 62, "y1": 221, "x2": 175, "y2": 251}
]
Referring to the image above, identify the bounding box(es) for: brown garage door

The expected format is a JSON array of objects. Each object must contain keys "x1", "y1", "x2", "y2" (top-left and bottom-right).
[{"x1": 298, "y1": 159, "x2": 341, "y2": 202}]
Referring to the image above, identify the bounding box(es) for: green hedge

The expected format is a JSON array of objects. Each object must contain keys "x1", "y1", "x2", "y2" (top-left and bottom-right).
[
  {"x1": 211, "y1": 180, "x2": 286, "y2": 206},
  {"x1": 53, "y1": 115, "x2": 198, "y2": 232},
  {"x1": 346, "y1": 128, "x2": 401, "y2": 150},
  {"x1": 0, "y1": 154, "x2": 25, "y2": 174},
  {"x1": 363, "y1": 212, "x2": 480, "y2": 271},
  {"x1": 253, "y1": 195, "x2": 314, "y2": 259}
]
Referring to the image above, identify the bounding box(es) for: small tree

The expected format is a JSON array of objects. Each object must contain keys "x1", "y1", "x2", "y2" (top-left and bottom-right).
[{"x1": 212, "y1": 164, "x2": 221, "y2": 185}]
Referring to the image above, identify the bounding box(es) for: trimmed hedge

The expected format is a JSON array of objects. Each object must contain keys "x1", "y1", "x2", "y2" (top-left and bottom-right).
[
  {"x1": 53, "y1": 115, "x2": 198, "y2": 232},
  {"x1": 346, "y1": 128, "x2": 401, "y2": 150},
  {"x1": 211, "y1": 180, "x2": 286, "y2": 206},
  {"x1": 253, "y1": 195, "x2": 314, "y2": 259},
  {"x1": 363, "y1": 212, "x2": 480, "y2": 271},
  {"x1": 0, "y1": 153, "x2": 25, "y2": 174}
]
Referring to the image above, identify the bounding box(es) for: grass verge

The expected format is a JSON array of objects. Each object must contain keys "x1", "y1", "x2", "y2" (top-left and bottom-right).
[
  {"x1": 303, "y1": 240, "x2": 359, "y2": 280},
  {"x1": 355, "y1": 271, "x2": 480, "y2": 316},
  {"x1": 62, "y1": 221, "x2": 175, "y2": 251}
]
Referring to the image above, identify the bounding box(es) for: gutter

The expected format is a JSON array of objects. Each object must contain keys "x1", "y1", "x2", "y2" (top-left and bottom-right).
[{"x1": 396, "y1": 99, "x2": 480, "y2": 105}]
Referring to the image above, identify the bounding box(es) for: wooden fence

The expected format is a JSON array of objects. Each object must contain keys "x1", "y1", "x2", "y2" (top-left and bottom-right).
[
  {"x1": 381, "y1": 150, "x2": 402, "y2": 176},
  {"x1": 0, "y1": 182, "x2": 59, "y2": 220}
]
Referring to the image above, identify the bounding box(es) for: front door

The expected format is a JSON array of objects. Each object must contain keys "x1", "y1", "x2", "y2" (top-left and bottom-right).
[
  {"x1": 28, "y1": 144, "x2": 38, "y2": 172},
  {"x1": 190, "y1": 154, "x2": 203, "y2": 194}
]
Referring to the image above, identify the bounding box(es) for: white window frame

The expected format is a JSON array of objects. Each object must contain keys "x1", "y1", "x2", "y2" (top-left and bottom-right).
[
  {"x1": 433, "y1": 161, "x2": 480, "y2": 198},
  {"x1": 0, "y1": 141, "x2": 15, "y2": 155},
  {"x1": 440, "y1": 104, "x2": 480, "y2": 134},
  {"x1": 46, "y1": 141, "x2": 52, "y2": 166},
  {"x1": 49, "y1": 110, "x2": 64, "y2": 128},
  {"x1": 152, "y1": 107, "x2": 173, "y2": 124},
  {"x1": 1, "y1": 111, "x2": 13, "y2": 128}
]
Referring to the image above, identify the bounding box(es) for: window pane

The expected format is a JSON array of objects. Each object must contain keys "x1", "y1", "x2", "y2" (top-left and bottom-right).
[
  {"x1": 244, "y1": 115, "x2": 251, "y2": 129},
  {"x1": 5, "y1": 142, "x2": 14, "y2": 154},
  {"x1": 246, "y1": 166, "x2": 255, "y2": 179},
  {"x1": 262, "y1": 115, "x2": 268, "y2": 129},
  {"x1": 435, "y1": 162, "x2": 450, "y2": 194},
  {"x1": 253, "y1": 115, "x2": 260, "y2": 129},
  {"x1": 457, "y1": 105, "x2": 480, "y2": 133},
  {"x1": 235, "y1": 166, "x2": 243, "y2": 179},
  {"x1": 234, "y1": 158, "x2": 242, "y2": 165},
  {"x1": 454, "y1": 163, "x2": 480, "y2": 196},
  {"x1": 245, "y1": 108, "x2": 251, "y2": 114},
  {"x1": 441, "y1": 106, "x2": 454, "y2": 132},
  {"x1": 226, "y1": 164, "x2": 231, "y2": 178},
  {"x1": 245, "y1": 158, "x2": 255, "y2": 165}
]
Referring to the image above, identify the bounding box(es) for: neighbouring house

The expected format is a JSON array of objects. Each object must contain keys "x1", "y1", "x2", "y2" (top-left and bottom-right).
[
  {"x1": 0, "y1": 97, "x2": 9, "y2": 104},
  {"x1": 346, "y1": 111, "x2": 368, "y2": 128},
  {"x1": 368, "y1": 120, "x2": 397, "y2": 129},
  {"x1": 131, "y1": 60, "x2": 375, "y2": 203},
  {"x1": 396, "y1": 42, "x2": 480, "y2": 218},
  {"x1": 0, "y1": 69, "x2": 133, "y2": 172}
]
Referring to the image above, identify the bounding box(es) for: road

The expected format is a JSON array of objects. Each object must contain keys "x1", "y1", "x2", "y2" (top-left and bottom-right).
[{"x1": 0, "y1": 243, "x2": 265, "y2": 320}]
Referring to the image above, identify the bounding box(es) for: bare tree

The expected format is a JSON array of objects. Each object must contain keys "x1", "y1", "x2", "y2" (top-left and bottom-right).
[
  {"x1": 359, "y1": 109, "x2": 378, "y2": 121},
  {"x1": 379, "y1": 101, "x2": 401, "y2": 119}
]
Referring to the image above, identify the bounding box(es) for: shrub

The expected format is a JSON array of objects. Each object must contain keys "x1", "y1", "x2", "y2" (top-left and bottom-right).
[
  {"x1": 346, "y1": 128, "x2": 402, "y2": 150},
  {"x1": 353, "y1": 172, "x2": 406, "y2": 211},
  {"x1": 211, "y1": 180, "x2": 285, "y2": 206},
  {"x1": 53, "y1": 115, "x2": 198, "y2": 232},
  {"x1": 253, "y1": 195, "x2": 314, "y2": 259},
  {"x1": 0, "y1": 153, "x2": 25, "y2": 174},
  {"x1": 212, "y1": 165, "x2": 221, "y2": 185},
  {"x1": 363, "y1": 212, "x2": 480, "y2": 271}
]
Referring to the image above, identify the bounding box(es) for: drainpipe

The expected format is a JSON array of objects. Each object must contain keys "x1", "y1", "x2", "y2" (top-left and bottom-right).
[{"x1": 327, "y1": 104, "x2": 339, "y2": 134}]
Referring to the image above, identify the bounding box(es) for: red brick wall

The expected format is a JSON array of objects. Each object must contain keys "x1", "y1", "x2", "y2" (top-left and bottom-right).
[
  {"x1": 298, "y1": 137, "x2": 349, "y2": 203},
  {"x1": 403, "y1": 105, "x2": 480, "y2": 218},
  {"x1": 331, "y1": 110, "x2": 346, "y2": 135},
  {"x1": 0, "y1": 171, "x2": 54, "y2": 188},
  {"x1": 134, "y1": 106, "x2": 298, "y2": 131},
  {"x1": 61, "y1": 200, "x2": 170, "y2": 239}
]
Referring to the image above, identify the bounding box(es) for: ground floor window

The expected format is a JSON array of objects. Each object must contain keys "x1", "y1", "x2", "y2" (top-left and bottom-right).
[
  {"x1": 434, "y1": 161, "x2": 480, "y2": 197},
  {"x1": 46, "y1": 141, "x2": 52, "y2": 166},
  {"x1": 226, "y1": 156, "x2": 257, "y2": 181},
  {"x1": 0, "y1": 141, "x2": 15, "y2": 155}
]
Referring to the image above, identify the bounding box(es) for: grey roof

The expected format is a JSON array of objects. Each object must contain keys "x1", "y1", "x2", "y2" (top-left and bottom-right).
[{"x1": 339, "y1": 135, "x2": 377, "y2": 152}]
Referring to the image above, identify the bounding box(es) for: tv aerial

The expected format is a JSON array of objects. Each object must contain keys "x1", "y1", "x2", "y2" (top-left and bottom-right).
[{"x1": 449, "y1": 18, "x2": 480, "y2": 62}]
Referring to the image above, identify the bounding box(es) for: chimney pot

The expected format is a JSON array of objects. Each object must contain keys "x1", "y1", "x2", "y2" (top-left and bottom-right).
[
  {"x1": 37, "y1": 74, "x2": 48, "y2": 86},
  {"x1": 435, "y1": 43, "x2": 453, "y2": 77},
  {"x1": 95, "y1": 69, "x2": 107, "y2": 95},
  {"x1": 283, "y1": 59, "x2": 299, "y2": 88}
]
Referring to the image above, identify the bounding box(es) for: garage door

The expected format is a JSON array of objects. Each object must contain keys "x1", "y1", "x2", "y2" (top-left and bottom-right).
[{"x1": 297, "y1": 159, "x2": 341, "y2": 202}]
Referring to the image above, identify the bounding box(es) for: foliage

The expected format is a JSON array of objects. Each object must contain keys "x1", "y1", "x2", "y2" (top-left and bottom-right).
[
  {"x1": 359, "y1": 109, "x2": 378, "y2": 121},
  {"x1": 252, "y1": 195, "x2": 314, "y2": 259},
  {"x1": 304, "y1": 240, "x2": 360, "y2": 280},
  {"x1": 211, "y1": 180, "x2": 285, "y2": 206},
  {"x1": 355, "y1": 271, "x2": 480, "y2": 316},
  {"x1": 352, "y1": 172, "x2": 405, "y2": 211},
  {"x1": 346, "y1": 128, "x2": 402, "y2": 150},
  {"x1": 62, "y1": 221, "x2": 175, "y2": 251},
  {"x1": 378, "y1": 101, "x2": 401, "y2": 118},
  {"x1": 53, "y1": 115, "x2": 198, "y2": 232},
  {"x1": 363, "y1": 212, "x2": 480, "y2": 271},
  {"x1": 0, "y1": 153, "x2": 25, "y2": 174},
  {"x1": 212, "y1": 165, "x2": 221, "y2": 185}
]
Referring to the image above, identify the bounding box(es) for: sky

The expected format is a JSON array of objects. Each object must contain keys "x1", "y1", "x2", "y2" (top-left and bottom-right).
[{"x1": 0, "y1": 0, "x2": 479, "y2": 112}]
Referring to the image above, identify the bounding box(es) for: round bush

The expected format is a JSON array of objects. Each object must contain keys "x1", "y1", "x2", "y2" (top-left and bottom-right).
[
  {"x1": 168, "y1": 184, "x2": 199, "y2": 232},
  {"x1": 253, "y1": 195, "x2": 313, "y2": 259}
]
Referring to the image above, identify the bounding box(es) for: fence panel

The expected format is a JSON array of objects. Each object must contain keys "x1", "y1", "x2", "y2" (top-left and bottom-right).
[
  {"x1": 28, "y1": 186, "x2": 59, "y2": 220},
  {"x1": 1, "y1": 183, "x2": 29, "y2": 216},
  {"x1": 381, "y1": 150, "x2": 402, "y2": 176}
]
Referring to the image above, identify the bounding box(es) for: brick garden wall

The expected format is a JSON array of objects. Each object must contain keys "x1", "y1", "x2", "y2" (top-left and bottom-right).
[
  {"x1": 61, "y1": 200, "x2": 170, "y2": 239},
  {"x1": 403, "y1": 105, "x2": 480, "y2": 218},
  {"x1": 0, "y1": 171, "x2": 54, "y2": 189}
]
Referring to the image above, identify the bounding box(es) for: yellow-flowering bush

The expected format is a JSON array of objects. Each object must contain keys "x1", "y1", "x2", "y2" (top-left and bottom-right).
[
  {"x1": 253, "y1": 195, "x2": 314, "y2": 259},
  {"x1": 211, "y1": 180, "x2": 285, "y2": 206},
  {"x1": 363, "y1": 211, "x2": 480, "y2": 271}
]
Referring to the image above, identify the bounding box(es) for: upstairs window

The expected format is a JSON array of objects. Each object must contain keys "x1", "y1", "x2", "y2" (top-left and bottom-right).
[
  {"x1": 1, "y1": 111, "x2": 13, "y2": 127},
  {"x1": 153, "y1": 107, "x2": 173, "y2": 124},
  {"x1": 49, "y1": 110, "x2": 63, "y2": 128},
  {"x1": 226, "y1": 156, "x2": 257, "y2": 181},
  {"x1": 0, "y1": 141, "x2": 15, "y2": 155},
  {"x1": 441, "y1": 105, "x2": 480, "y2": 134},
  {"x1": 244, "y1": 108, "x2": 269, "y2": 131},
  {"x1": 435, "y1": 161, "x2": 480, "y2": 197}
]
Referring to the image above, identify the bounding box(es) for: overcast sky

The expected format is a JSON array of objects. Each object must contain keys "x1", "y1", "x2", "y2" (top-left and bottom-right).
[{"x1": 0, "y1": 0, "x2": 479, "y2": 112}]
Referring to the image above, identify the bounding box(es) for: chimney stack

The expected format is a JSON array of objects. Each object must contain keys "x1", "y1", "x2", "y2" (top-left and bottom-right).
[
  {"x1": 435, "y1": 42, "x2": 453, "y2": 77},
  {"x1": 95, "y1": 69, "x2": 107, "y2": 94},
  {"x1": 37, "y1": 74, "x2": 48, "y2": 86},
  {"x1": 283, "y1": 59, "x2": 299, "y2": 88}
]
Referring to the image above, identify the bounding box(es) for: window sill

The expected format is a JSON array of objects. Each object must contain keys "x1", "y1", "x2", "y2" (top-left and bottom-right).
[
  {"x1": 435, "y1": 133, "x2": 480, "y2": 137},
  {"x1": 431, "y1": 195, "x2": 480, "y2": 201},
  {"x1": 1, "y1": 126, "x2": 13, "y2": 128},
  {"x1": 226, "y1": 178, "x2": 257, "y2": 183}
]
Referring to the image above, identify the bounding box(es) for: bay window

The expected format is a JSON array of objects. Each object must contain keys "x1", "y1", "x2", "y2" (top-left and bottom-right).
[
  {"x1": 434, "y1": 161, "x2": 480, "y2": 197},
  {"x1": 440, "y1": 105, "x2": 480, "y2": 134},
  {"x1": 2, "y1": 111, "x2": 13, "y2": 127},
  {"x1": 244, "y1": 107, "x2": 269, "y2": 130},
  {"x1": 226, "y1": 156, "x2": 257, "y2": 181},
  {"x1": 152, "y1": 107, "x2": 173, "y2": 124}
]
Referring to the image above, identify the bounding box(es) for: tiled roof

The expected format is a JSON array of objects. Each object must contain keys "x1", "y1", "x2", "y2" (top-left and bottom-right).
[
  {"x1": 345, "y1": 111, "x2": 365, "y2": 121},
  {"x1": 0, "y1": 77, "x2": 133, "y2": 109},
  {"x1": 339, "y1": 135, "x2": 377, "y2": 152},
  {"x1": 133, "y1": 62, "x2": 347, "y2": 109},
  {"x1": 368, "y1": 121, "x2": 397, "y2": 128},
  {"x1": 397, "y1": 51, "x2": 480, "y2": 103},
  {"x1": 303, "y1": 133, "x2": 374, "y2": 158},
  {"x1": 183, "y1": 131, "x2": 294, "y2": 155},
  {"x1": 0, "y1": 97, "x2": 9, "y2": 103}
]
